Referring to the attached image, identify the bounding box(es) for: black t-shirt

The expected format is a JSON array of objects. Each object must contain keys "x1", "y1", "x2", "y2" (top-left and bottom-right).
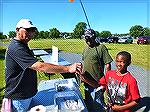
[{"x1": 5, "y1": 39, "x2": 38, "y2": 100}]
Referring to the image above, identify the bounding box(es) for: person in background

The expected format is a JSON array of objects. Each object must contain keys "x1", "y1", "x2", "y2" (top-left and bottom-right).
[
  {"x1": 99, "y1": 51, "x2": 141, "y2": 112},
  {"x1": 3, "y1": 18, "x2": 82, "y2": 112},
  {"x1": 81, "y1": 29, "x2": 113, "y2": 111}
]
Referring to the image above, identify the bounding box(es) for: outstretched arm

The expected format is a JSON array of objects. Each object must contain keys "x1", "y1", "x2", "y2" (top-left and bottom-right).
[{"x1": 30, "y1": 61, "x2": 82, "y2": 74}]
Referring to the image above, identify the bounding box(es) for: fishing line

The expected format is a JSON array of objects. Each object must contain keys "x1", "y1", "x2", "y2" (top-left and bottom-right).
[
  {"x1": 78, "y1": 0, "x2": 114, "y2": 109},
  {"x1": 79, "y1": 0, "x2": 91, "y2": 29}
]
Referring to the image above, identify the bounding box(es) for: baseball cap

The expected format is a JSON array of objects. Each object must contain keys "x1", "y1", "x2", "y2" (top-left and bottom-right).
[
  {"x1": 16, "y1": 19, "x2": 36, "y2": 29},
  {"x1": 84, "y1": 29, "x2": 96, "y2": 40}
]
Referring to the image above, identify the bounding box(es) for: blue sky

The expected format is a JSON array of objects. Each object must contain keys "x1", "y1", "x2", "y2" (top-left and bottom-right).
[{"x1": 1, "y1": 0, "x2": 150, "y2": 35}]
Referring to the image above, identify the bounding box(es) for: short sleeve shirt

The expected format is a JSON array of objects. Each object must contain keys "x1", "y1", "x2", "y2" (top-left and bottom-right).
[
  {"x1": 5, "y1": 39, "x2": 38, "y2": 100},
  {"x1": 82, "y1": 44, "x2": 113, "y2": 81},
  {"x1": 99, "y1": 70, "x2": 140, "y2": 112}
]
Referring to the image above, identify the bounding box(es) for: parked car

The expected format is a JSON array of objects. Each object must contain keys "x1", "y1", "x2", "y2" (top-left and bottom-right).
[
  {"x1": 118, "y1": 36, "x2": 133, "y2": 44},
  {"x1": 107, "y1": 36, "x2": 119, "y2": 43},
  {"x1": 95, "y1": 37, "x2": 108, "y2": 43},
  {"x1": 137, "y1": 36, "x2": 150, "y2": 44}
]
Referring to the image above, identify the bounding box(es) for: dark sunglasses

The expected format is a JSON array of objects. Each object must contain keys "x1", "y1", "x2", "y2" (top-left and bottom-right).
[{"x1": 25, "y1": 28, "x2": 37, "y2": 32}]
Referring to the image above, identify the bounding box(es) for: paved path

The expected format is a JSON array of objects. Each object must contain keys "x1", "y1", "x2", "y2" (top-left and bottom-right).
[{"x1": 59, "y1": 51, "x2": 150, "y2": 97}]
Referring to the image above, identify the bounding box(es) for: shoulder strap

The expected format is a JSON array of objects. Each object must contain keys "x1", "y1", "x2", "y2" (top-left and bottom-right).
[{"x1": 95, "y1": 46, "x2": 104, "y2": 75}]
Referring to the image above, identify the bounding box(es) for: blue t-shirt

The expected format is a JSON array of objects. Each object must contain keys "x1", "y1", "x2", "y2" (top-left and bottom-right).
[{"x1": 5, "y1": 39, "x2": 38, "y2": 100}]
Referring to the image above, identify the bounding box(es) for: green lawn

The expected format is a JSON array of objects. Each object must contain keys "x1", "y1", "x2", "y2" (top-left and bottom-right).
[
  {"x1": 105, "y1": 43, "x2": 150, "y2": 70},
  {"x1": 0, "y1": 39, "x2": 149, "y2": 107},
  {"x1": 29, "y1": 39, "x2": 86, "y2": 54},
  {"x1": 29, "y1": 39, "x2": 150, "y2": 70},
  {"x1": 0, "y1": 46, "x2": 6, "y2": 107}
]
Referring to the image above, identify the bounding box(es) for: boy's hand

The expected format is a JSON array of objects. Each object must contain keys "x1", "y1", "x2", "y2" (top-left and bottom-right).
[
  {"x1": 111, "y1": 104, "x2": 121, "y2": 111},
  {"x1": 79, "y1": 73, "x2": 86, "y2": 81}
]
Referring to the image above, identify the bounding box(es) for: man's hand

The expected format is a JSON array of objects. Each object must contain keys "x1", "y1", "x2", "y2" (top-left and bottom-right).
[{"x1": 68, "y1": 63, "x2": 82, "y2": 74}]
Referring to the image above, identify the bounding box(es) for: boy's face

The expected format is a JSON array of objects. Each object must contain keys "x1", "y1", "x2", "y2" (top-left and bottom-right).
[{"x1": 115, "y1": 55, "x2": 130, "y2": 73}]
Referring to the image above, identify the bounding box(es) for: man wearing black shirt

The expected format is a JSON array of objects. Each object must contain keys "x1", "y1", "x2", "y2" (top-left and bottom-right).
[{"x1": 4, "y1": 19, "x2": 82, "y2": 111}]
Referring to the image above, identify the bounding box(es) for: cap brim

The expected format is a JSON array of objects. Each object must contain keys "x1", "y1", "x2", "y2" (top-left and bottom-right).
[
  {"x1": 16, "y1": 24, "x2": 36, "y2": 29},
  {"x1": 23, "y1": 25, "x2": 36, "y2": 29}
]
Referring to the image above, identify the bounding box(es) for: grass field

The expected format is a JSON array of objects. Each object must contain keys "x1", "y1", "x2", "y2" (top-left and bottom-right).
[
  {"x1": 29, "y1": 39, "x2": 86, "y2": 54},
  {"x1": 0, "y1": 46, "x2": 6, "y2": 107},
  {"x1": 0, "y1": 39, "x2": 149, "y2": 107},
  {"x1": 28, "y1": 39, "x2": 150, "y2": 70}
]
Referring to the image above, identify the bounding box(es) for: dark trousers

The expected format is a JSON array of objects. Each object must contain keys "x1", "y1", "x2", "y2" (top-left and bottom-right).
[{"x1": 84, "y1": 83, "x2": 105, "y2": 112}]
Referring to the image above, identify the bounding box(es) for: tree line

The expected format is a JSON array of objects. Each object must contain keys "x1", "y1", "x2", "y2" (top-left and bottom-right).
[{"x1": 1, "y1": 22, "x2": 150, "y2": 39}]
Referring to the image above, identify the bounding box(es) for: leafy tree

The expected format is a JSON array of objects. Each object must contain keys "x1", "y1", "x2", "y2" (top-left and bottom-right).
[
  {"x1": 72, "y1": 22, "x2": 87, "y2": 39},
  {"x1": 113, "y1": 33, "x2": 129, "y2": 37},
  {"x1": 49, "y1": 28, "x2": 60, "y2": 39},
  {"x1": 120, "y1": 33, "x2": 129, "y2": 37},
  {"x1": 61, "y1": 32, "x2": 70, "y2": 39},
  {"x1": 113, "y1": 33, "x2": 119, "y2": 37},
  {"x1": 32, "y1": 30, "x2": 39, "y2": 39},
  {"x1": 44, "y1": 31, "x2": 49, "y2": 39},
  {"x1": 0, "y1": 32, "x2": 3, "y2": 39},
  {"x1": 0, "y1": 32, "x2": 7, "y2": 39},
  {"x1": 95, "y1": 31, "x2": 100, "y2": 37},
  {"x1": 143, "y1": 27, "x2": 150, "y2": 36},
  {"x1": 38, "y1": 31, "x2": 45, "y2": 39},
  {"x1": 129, "y1": 25, "x2": 143, "y2": 38},
  {"x1": 99, "y1": 31, "x2": 112, "y2": 38},
  {"x1": 3, "y1": 35, "x2": 7, "y2": 39},
  {"x1": 8, "y1": 31, "x2": 16, "y2": 38},
  {"x1": 0, "y1": 32, "x2": 4, "y2": 39}
]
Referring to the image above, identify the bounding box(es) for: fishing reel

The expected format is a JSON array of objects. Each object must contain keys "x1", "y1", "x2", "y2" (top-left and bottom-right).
[{"x1": 94, "y1": 86, "x2": 116, "y2": 112}]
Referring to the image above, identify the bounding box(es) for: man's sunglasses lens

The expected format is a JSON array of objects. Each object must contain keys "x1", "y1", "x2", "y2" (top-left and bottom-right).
[{"x1": 25, "y1": 28, "x2": 36, "y2": 32}]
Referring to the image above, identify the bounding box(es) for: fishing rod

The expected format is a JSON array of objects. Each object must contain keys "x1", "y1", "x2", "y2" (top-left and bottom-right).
[
  {"x1": 79, "y1": 0, "x2": 91, "y2": 29},
  {"x1": 78, "y1": 0, "x2": 114, "y2": 111}
]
